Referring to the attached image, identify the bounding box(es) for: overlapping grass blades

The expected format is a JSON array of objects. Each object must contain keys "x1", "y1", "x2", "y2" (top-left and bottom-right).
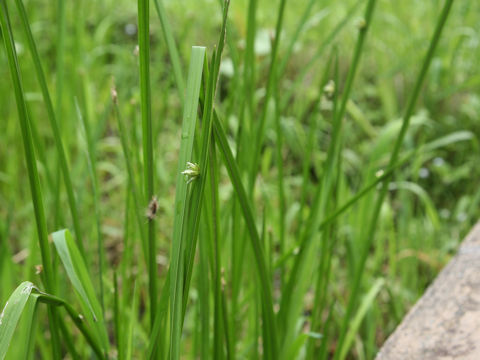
[
  {"x1": 212, "y1": 111, "x2": 278, "y2": 358},
  {"x1": 334, "y1": 0, "x2": 456, "y2": 358},
  {"x1": 13, "y1": 0, "x2": 84, "y2": 255},
  {"x1": 0, "y1": 282, "x2": 104, "y2": 359},
  {"x1": 169, "y1": 45, "x2": 206, "y2": 360},
  {"x1": 75, "y1": 100, "x2": 106, "y2": 313},
  {"x1": 0, "y1": 2, "x2": 61, "y2": 357},
  {"x1": 279, "y1": 0, "x2": 378, "y2": 347},
  {"x1": 0, "y1": 282, "x2": 35, "y2": 360},
  {"x1": 112, "y1": 91, "x2": 148, "y2": 262},
  {"x1": 248, "y1": 0, "x2": 287, "y2": 193}
]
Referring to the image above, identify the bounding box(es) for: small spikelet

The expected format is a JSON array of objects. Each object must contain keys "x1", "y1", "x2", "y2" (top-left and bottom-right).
[
  {"x1": 111, "y1": 86, "x2": 118, "y2": 104},
  {"x1": 146, "y1": 196, "x2": 159, "y2": 221},
  {"x1": 181, "y1": 162, "x2": 200, "y2": 184},
  {"x1": 35, "y1": 264, "x2": 43, "y2": 275},
  {"x1": 323, "y1": 80, "x2": 335, "y2": 98}
]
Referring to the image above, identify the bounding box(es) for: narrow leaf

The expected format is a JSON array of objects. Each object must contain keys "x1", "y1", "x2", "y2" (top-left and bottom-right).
[
  {"x1": 338, "y1": 279, "x2": 385, "y2": 360},
  {"x1": 0, "y1": 282, "x2": 35, "y2": 360},
  {"x1": 52, "y1": 229, "x2": 109, "y2": 353},
  {"x1": 169, "y1": 46, "x2": 206, "y2": 360}
]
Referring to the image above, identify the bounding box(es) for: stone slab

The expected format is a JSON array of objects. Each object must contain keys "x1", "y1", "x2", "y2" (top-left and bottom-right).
[{"x1": 376, "y1": 222, "x2": 480, "y2": 360}]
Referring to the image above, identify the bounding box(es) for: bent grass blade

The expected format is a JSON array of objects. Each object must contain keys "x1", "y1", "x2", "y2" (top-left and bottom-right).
[{"x1": 52, "y1": 229, "x2": 109, "y2": 354}]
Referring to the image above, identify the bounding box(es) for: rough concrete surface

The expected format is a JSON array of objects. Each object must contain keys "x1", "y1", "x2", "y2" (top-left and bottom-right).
[{"x1": 376, "y1": 222, "x2": 480, "y2": 360}]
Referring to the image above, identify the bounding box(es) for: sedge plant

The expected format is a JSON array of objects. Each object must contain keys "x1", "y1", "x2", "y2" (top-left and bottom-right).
[{"x1": 1, "y1": 0, "x2": 476, "y2": 359}]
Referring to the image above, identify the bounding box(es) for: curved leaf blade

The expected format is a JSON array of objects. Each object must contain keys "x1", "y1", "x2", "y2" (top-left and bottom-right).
[
  {"x1": 0, "y1": 281, "x2": 35, "y2": 360},
  {"x1": 52, "y1": 229, "x2": 109, "y2": 353}
]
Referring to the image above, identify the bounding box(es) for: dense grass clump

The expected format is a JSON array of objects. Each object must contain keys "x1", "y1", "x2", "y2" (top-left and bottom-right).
[{"x1": 0, "y1": 0, "x2": 479, "y2": 358}]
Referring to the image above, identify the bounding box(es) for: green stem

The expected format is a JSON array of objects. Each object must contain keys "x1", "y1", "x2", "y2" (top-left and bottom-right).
[
  {"x1": 75, "y1": 100, "x2": 105, "y2": 314},
  {"x1": 152, "y1": 0, "x2": 185, "y2": 104},
  {"x1": 248, "y1": 0, "x2": 287, "y2": 194},
  {"x1": 209, "y1": 139, "x2": 224, "y2": 359},
  {"x1": 213, "y1": 111, "x2": 278, "y2": 358},
  {"x1": 273, "y1": 79, "x2": 286, "y2": 284},
  {"x1": 137, "y1": 0, "x2": 157, "y2": 326},
  {"x1": 112, "y1": 96, "x2": 148, "y2": 263},
  {"x1": 37, "y1": 294, "x2": 105, "y2": 360}
]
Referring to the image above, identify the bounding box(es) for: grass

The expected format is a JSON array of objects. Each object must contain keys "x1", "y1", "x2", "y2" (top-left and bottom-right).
[
  {"x1": 334, "y1": 1, "x2": 455, "y2": 356},
  {"x1": 169, "y1": 44, "x2": 205, "y2": 360},
  {"x1": 0, "y1": 1, "x2": 62, "y2": 358},
  {"x1": 1, "y1": 0, "x2": 479, "y2": 358}
]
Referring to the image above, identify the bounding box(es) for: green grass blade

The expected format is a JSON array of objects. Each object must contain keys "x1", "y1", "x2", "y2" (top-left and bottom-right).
[
  {"x1": 197, "y1": 222, "x2": 211, "y2": 360},
  {"x1": 75, "y1": 99, "x2": 105, "y2": 313},
  {"x1": 297, "y1": 49, "x2": 336, "y2": 236},
  {"x1": 112, "y1": 90, "x2": 148, "y2": 265},
  {"x1": 180, "y1": 52, "x2": 215, "y2": 314},
  {"x1": 55, "y1": 0, "x2": 66, "y2": 126},
  {"x1": 272, "y1": 79, "x2": 286, "y2": 282},
  {"x1": 279, "y1": 0, "x2": 377, "y2": 341},
  {"x1": 181, "y1": 0, "x2": 229, "y2": 313},
  {"x1": 212, "y1": 111, "x2": 278, "y2": 357},
  {"x1": 52, "y1": 0, "x2": 66, "y2": 230},
  {"x1": 0, "y1": 3, "x2": 61, "y2": 357},
  {"x1": 280, "y1": 0, "x2": 363, "y2": 112},
  {"x1": 26, "y1": 106, "x2": 57, "y2": 212},
  {"x1": 227, "y1": 3, "x2": 255, "y2": 349},
  {"x1": 169, "y1": 45, "x2": 206, "y2": 360},
  {"x1": 20, "y1": 294, "x2": 39, "y2": 360},
  {"x1": 180, "y1": 0, "x2": 230, "y2": 342},
  {"x1": 0, "y1": 0, "x2": 53, "y2": 300},
  {"x1": 147, "y1": 274, "x2": 169, "y2": 359},
  {"x1": 338, "y1": 279, "x2": 385, "y2": 360},
  {"x1": 0, "y1": 285, "x2": 76, "y2": 360},
  {"x1": 113, "y1": 273, "x2": 122, "y2": 360},
  {"x1": 208, "y1": 138, "x2": 224, "y2": 359},
  {"x1": 126, "y1": 282, "x2": 138, "y2": 360},
  {"x1": 272, "y1": 152, "x2": 417, "y2": 272},
  {"x1": 248, "y1": 0, "x2": 287, "y2": 193},
  {"x1": 422, "y1": 130, "x2": 476, "y2": 153},
  {"x1": 279, "y1": 54, "x2": 339, "y2": 349},
  {"x1": 236, "y1": 0, "x2": 257, "y2": 166},
  {"x1": 392, "y1": 182, "x2": 440, "y2": 229},
  {"x1": 51, "y1": 229, "x2": 109, "y2": 354},
  {"x1": 137, "y1": 0, "x2": 157, "y2": 325},
  {"x1": 153, "y1": 0, "x2": 185, "y2": 104},
  {"x1": 0, "y1": 282, "x2": 35, "y2": 360},
  {"x1": 277, "y1": 0, "x2": 317, "y2": 75}
]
